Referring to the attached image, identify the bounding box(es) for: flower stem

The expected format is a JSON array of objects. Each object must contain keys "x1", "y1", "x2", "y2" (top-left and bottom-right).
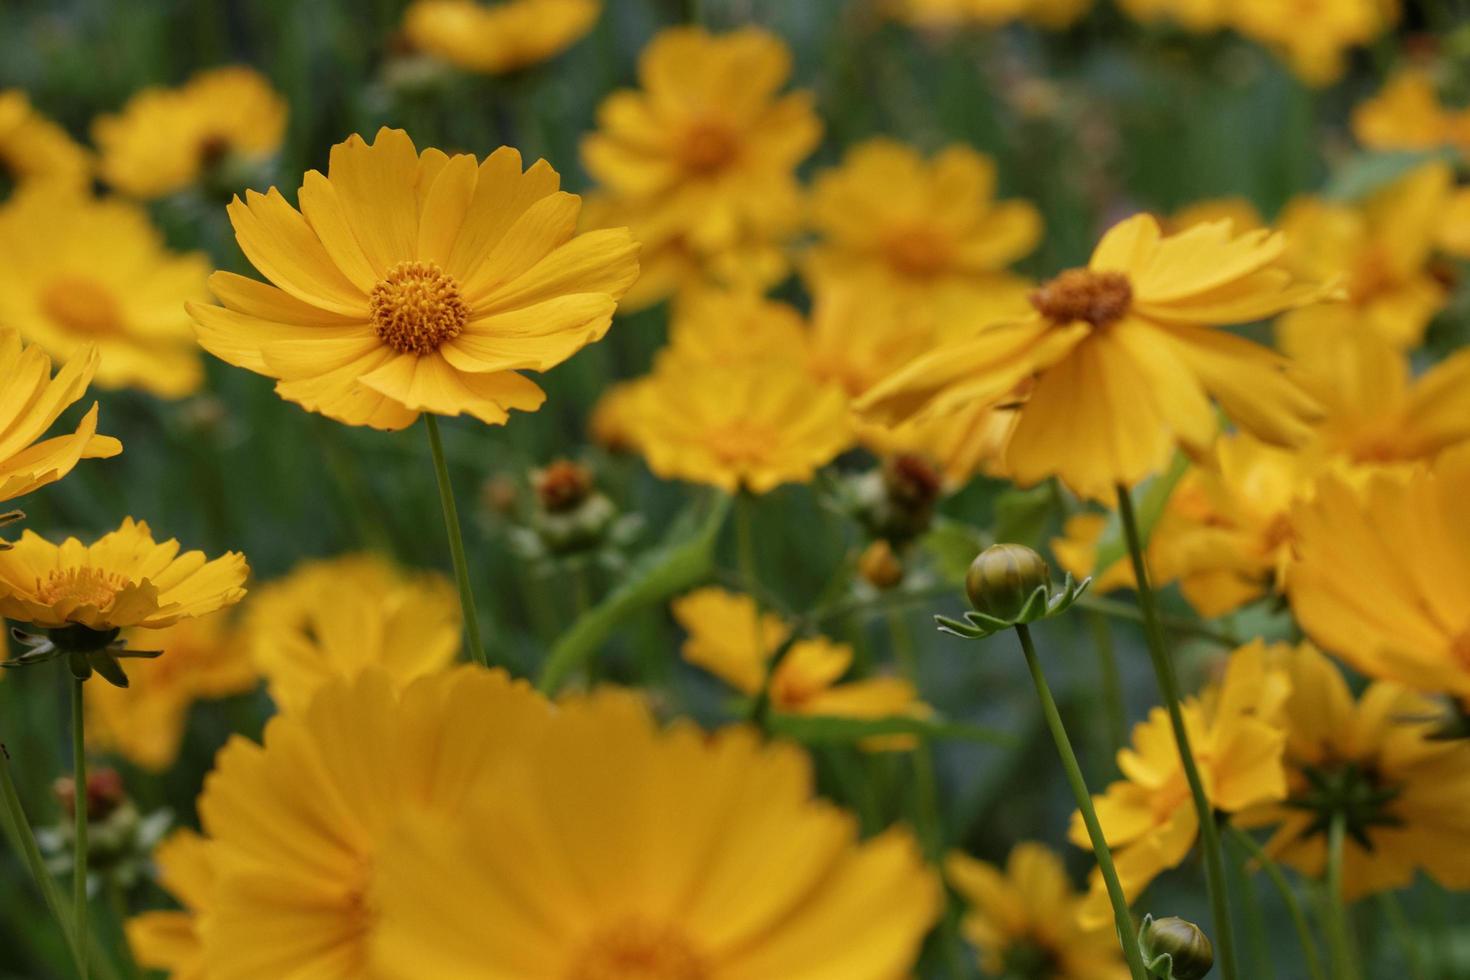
[
  {"x1": 1377, "y1": 891, "x2": 1427, "y2": 980},
  {"x1": 71, "y1": 676, "x2": 90, "y2": 980},
  {"x1": 424, "y1": 415, "x2": 487, "y2": 667},
  {"x1": 1226, "y1": 825, "x2": 1325, "y2": 980},
  {"x1": 1115, "y1": 483, "x2": 1238, "y2": 980},
  {"x1": 1013, "y1": 624, "x2": 1149, "y2": 980},
  {"x1": 1324, "y1": 810, "x2": 1360, "y2": 980},
  {"x1": 1085, "y1": 609, "x2": 1127, "y2": 763}
]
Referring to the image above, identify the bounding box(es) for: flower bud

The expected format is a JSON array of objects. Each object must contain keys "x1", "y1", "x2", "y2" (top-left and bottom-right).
[
  {"x1": 965, "y1": 544, "x2": 1051, "y2": 622},
  {"x1": 1142, "y1": 916, "x2": 1214, "y2": 980},
  {"x1": 533, "y1": 460, "x2": 595, "y2": 514},
  {"x1": 54, "y1": 768, "x2": 127, "y2": 823},
  {"x1": 857, "y1": 540, "x2": 904, "y2": 590}
]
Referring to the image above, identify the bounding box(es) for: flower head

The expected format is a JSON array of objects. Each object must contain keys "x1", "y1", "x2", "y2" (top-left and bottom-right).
[
  {"x1": 403, "y1": 0, "x2": 600, "y2": 74},
  {"x1": 190, "y1": 127, "x2": 639, "y2": 429},
  {"x1": 126, "y1": 829, "x2": 213, "y2": 980},
  {"x1": 666, "y1": 287, "x2": 807, "y2": 367},
  {"x1": 1352, "y1": 70, "x2": 1470, "y2": 156},
  {"x1": 0, "y1": 90, "x2": 91, "y2": 193},
  {"x1": 1231, "y1": 0, "x2": 1393, "y2": 85}
]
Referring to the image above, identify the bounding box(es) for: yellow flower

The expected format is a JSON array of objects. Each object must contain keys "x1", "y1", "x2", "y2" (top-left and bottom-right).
[
  {"x1": 623, "y1": 357, "x2": 852, "y2": 493},
  {"x1": 1437, "y1": 187, "x2": 1470, "y2": 258},
  {"x1": 1072, "y1": 641, "x2": 1290, "y2": 925},
  {"x1": 666, "y1": 287, "x2": 807, "y2": 367},
  {"x1": 671, "y1": 586, "x2": 929, "y2": 745},
  {"x1": 1288, "y1": 446, "x2": 1470, "y2": 704},
  {"x1": 368, "y1": 688, "x2": 942, "y2": 978},
  {"x1": 887, "y1": 0, "x2": 1091, "y2": 29},
  {"x1": 0, "y1": 186, "x2": 210, "y2": 398},
  {"x1": 92, "y1": 67, "x2": 287, "y2": 200},
  {"x1": 1050, "y1": 512, "x2": 1135, "y2": 595},
  {"x1": 1231, "y1": 0, "x2": 1394, "y2": 86},
  {"x1": 1115, "y1": 0, "x2": 1228, "y2": 31},
  {"x1": 246, "y1": 553, "x2": 461, "y2": 713},
  {"x1": 86, "y1": 610, "x2": 256, "y2": 771},
  {"x1": 126, "y1": 829, "x2": 213, "y2": 980},
  {"x1": 1168, "y1": 197, "x2": 1263, "y2": 235},
  {"x1": 946, "y1": 842, "x2": 1129, "y2": 980},
  {"x1": 403, "y1": 0, "x2": 600, "y2": 74},
  {"x1": 1276, "y1": 161, "x2": 1452, "y2": 351},
  {"x1": 1235, "y1": 644, "x2": 1470, "y2": 898},
  {"x1": 190, "y1": 127, "x2": 638, "y2": 430},
  {"x1": 0, "y1": 90, "x2": 91, "y2": 193},
  {"x1": 859, "y1": 213, "x2": 1326, "y2": 501},
  {"x1": 581, "y1": 27, "x2": 819, "y2": 275},
  {"x1": 1352, "y1": 69, "x2": 1470, "y2": 156},
  {"x1": 0, "y1": 334, "x2": 121, "y2": 510}
]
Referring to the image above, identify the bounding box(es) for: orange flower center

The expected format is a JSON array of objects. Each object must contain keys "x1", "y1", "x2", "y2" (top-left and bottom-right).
[
  {"x1": 679, "y1": 120, "x2": 740, "y2": 176},
  {"x1": 705, "y1": 421, "x2": 776, "y2": 466},
  {"x1": 42, "y1": 278, "x2": 124, "y2": 336},
  {"x1": 36, "y1": 568, "x2": 128, "y2": 610},
  {"x1": 1030, "y1": 268, "x2": 1132, "y2": 328},
  {"x1": 882, "y1": 226, "x2": 954, "y2": 279},
  {"x1": 566, "y1": 919, "x2": 707, "y2": 980},
  {"x1": 1347, "y1": 247, "x2": 1393, "y2": 305},
  {"x1": 370, "y1": 261, "x2": 469, "y2": 355}
]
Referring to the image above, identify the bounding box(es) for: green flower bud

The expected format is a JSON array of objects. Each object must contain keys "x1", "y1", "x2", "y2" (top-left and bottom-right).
[
  {"x1": 1142, "y1": 915, "x2": 1214, "y2": 980},
  {"x1": 965, "y1": 544, "x2": 1052, "y2": 622}
]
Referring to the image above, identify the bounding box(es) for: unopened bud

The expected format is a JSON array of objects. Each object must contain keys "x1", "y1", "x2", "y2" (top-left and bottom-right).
[
  {"x1": 534, "y1": 460, "x2": 595, "y2": 514},
  {"x1": 1142, "y1": 915, "x2": 1214, "y2": 980},
  {"x1": 965, "y1": 544, "x2": 1051, "y2": 622},
  {"x1": 54, "y1": 768, "x2": 127, "y2": 823},
  {"x1": 858, "y1": 540, "x2": 904, "y2": 590}
]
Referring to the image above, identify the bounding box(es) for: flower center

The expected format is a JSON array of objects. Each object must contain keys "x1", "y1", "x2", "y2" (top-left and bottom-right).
[
  {"x1": 370, "y1": 261, "x2": 469, "y2": 355},
  {"x1": 1030, "y1": 268, "x2": 1132, "y2": 328},
  {"x1": 882, "y1": 226, "x2": 954, "y2": 279},
  {"x1": 566, "y1": 919, "x2": 708, "y2": 980},
  {"x1": 36, "y1": 568, "x2": 128, "y2": 610},
  {"x1": 42, "y1": 278, "x2": 124, "y2": 336},
  {"x1": 705, "y1": 421, "x2": 776, "y2": 466},
  {"x1": 679, "y1": 120, "x2": 740, "y2": 176}
]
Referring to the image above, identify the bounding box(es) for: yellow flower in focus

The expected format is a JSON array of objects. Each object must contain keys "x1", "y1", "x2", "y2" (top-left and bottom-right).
[
  {"x1": 92, "y1": 67, "x2": 287, "y2": 199},
  {"x1": 1115, "y1": 0, "x2": 1228, "y2": 31},
  {"x1": 368, "y1": 689, "x2": 942, "y2": 978},
  {"x1": 0, "y1": 334, "x2": 121, "y2": 510},
  {"x1": 246, "y1": 553, "x2": 461, "y2": 713},
  {"x1": 946, "y1": 842, "x2": 1129, "y2": 980},
  {"x1": 859, "y1": 214, "x2": 1326, "y2": 501},
  {"x1": 1231, "y1": 0, "x2": 1394, "y2": 86},
  {"x1": 0, "y1": 186, "x2": 210, "y2": 398},
  {"x1": 1288, "y1": 446, "x2": 1470, "y2": 704},
  {"x1": 1071, "y1": 642, "x2": 1290, "y2": 925},
  {"x1": 402, "y1": 0, "x2": 599, "y2": 75},
  {"x1": 0, "y1": 518, "x2": 247, "y2": 632},
  {"x1": 126, "y1": 829, "x2": 213, "y2": 980},
  {"x1": 1352, "y1": 70, "x2": 1470, "y2": 156},
  {"x1": 0, "y1": 90, "x2": 91, "y2": 193},
  {"x1": 666, "y1": 287, "x2": 807, "y2": 367},
  {"x1": 1235, "y1": 645, "x2": 1470, "y2": 898},
  {"x1": 87, "y1": 611, "x2": 256, "y2": 770},
  {"x1": 190, "y1": 127, "x2": 639, "y2": 430},
  {"x1": 1276, "y1": 162, "x2": 1452, "y2": 351}
]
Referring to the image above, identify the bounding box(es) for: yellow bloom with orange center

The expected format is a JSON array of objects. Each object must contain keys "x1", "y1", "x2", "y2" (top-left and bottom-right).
[
  {"x1": 946, "y1": 842, "x2": 1129, "y2": 980},
  {"x1": 403, "y1": 0, "x2": 600, "y2": 75},
  {"x1": 246, "y1": 553, "x2": 461, "y2": 714},
  {"x1": 1231, "y1": 0, "x2": 1394, "y2": 86},
  {"x1": 86, "y1": 610, "x2": 256, "y2": 771},
  {"x1": 92, "y1": 66, "x2": 287, "y2": 200},
  {"x1": 189, "y1": 127, "x2": 639, "y2": 430},
  {"x1": 1071, "y1": 641, "x2": 1290, "y2": 925},
  {"x1": 1235, "y1": 645, "x2": 1470, "y2": 899},
  {"x1": 859, "y1": 213, "x2": 1326, "y2": 501},
  {"x1": 126, "y1": 829, "x2": 213, "y2": 980},
  {"x1": 0, "y1": 90, "x2": 91, "y2": 193},
  {"x1": 0, "y1": 333, "x2": 121, "y2": 511},
  {"x1": 0, "y1": 518, "x2": 247, "y2": 632},
  {"x1": 1352, "y1": 69, "x2": 1470, "y2": 157},
  {"x1": 0, "y1": 186, "x2": 210, "y2": 398}
]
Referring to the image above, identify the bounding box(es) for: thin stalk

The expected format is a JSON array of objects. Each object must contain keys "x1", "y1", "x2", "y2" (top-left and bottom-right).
[
  {"x1": 1377, "y1": 892, "x2": 1427, "y2": 980},
  {"x1": 424, "y1": 415, "x2": 487, "y2": 667},
  {"x1": 1014, "y1": 624, "x2": 1149, "y2": 980},
  {"x1": 1115, "y1": 484, "x2": 1237, "y2": 980},
  {"x1": 71, "y1": 677, "x2": 90, "y2": 980},
  {"x1": 734, "y1": 491, "x2": 759, "y2": 597},
  {"x1": 107, "y1": 880, "x2": 139, "y2": 980},
  {"x1": 1227, "y1": 825, "x2": 1326, "y2": 980},
  {"x1": 1324, "y1": 811, "x2": 1360, "y2": 980},
  {"x1": 1075, "y1": 594, "x2": 1239, "y2": 648},
  {"x1": 1228, "y1": 826, "x2": 1274, "y2": 980},
  {"x1": 1085, "y1": 609, "x2": 1127, "y2": 762}
]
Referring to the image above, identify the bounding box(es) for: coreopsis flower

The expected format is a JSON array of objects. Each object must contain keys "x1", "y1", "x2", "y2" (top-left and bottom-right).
[
  {"x1": 1051, "y1": 512, "x2": 1135, "y2": 594},
  {"x1": 1231, "y1": 0, "x2": 1393, "y2": 86},
  {"x1": 125, "y1": 829, "x2": 213, "y2": 979},
  {"x1": 0, "y1": 334, "x2": 121, "y2": 511},
  {"x1": 1288, "y1": 446, "x2": 1470, "y2": 704},
  {"x1": 0, "y1": 90, "x2": 91, "y2": 193},
  {"x1": 402, "y1": 0, "x2": 600, "y2": 75},
  {"x1": 369, "y1": 689, "x2": 942, "y2": 978},
  {"x1": 86, "y1": 611, "x2": 256, "y2": 771},
  {"x1": 1352, "y1": 70, "x2": 1470, "y2": 156},
  {"x1": 1235, "y1": 645, "x2": 1470, "y2": 898},
  {"x1": 189, "y1": 127, "x2": 638, "y2": 430},
  {"x1": 92, "y1": 67, "x2": 287, "y2": 199},
  {"x1": 246, "y1": 553, "x2": 460, "y2": 713},
  {"x1": 666, "y1": 287, "x2": 807, "y2": 367},
  {"x1": 946, "y1": 842, "x2": 1129, "y2": 980},
  {"x1": 864, "y1": 401, "x2": 1018, "y2": 490},
  {"x1": 672, "y1": 587, "x2": 929, "y2": 743},
  {"x1": 1275, "y1": 162, "x2": 1452, "y2": 351},
  {"x1": 622, "y1": 357, "x2": 851, "y2": 494},
  {"x1": 1437, "y1": 189, "x2": 1470, "y2": 258},
  {"x1": 0, "y1": 187, "x2": 210, "y2": 398},
  {"x1": 1167, "y1": 197, "x2": 1263, "y2": 235},
  {"x1": 858, "y1": 214, "x2": 1327, "y2": 501},
  {"x1": 1071, "y1": 641, "x2": 1290, "y2": 925},
  {"x1": 1114, "y1": 0, "x2": 1228, "y2": 31},
  {"x1": 580, "y1": 27, "x2": 819, "y2": 295}
]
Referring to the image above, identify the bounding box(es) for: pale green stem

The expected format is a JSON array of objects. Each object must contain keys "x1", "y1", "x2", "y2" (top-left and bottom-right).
[
  {"x1": 1377, "y1": 891, "x2": 1427, "y2": 980},
  {"x1": 72, "y1": 677, "x2": 90, "y2": 980},
  {"x1": 1227, "y1": 825, "x2": 1326, "y2": 980},
  {"x1": 1324, "y1": 811, "x2": 1360, "y2": 980},
  {"x1": 424, "y1": 415, "x2": 487, "y2": 667},
  {"x1": 1085, "y1": 609, "x2": 1127, "y2": 763}
]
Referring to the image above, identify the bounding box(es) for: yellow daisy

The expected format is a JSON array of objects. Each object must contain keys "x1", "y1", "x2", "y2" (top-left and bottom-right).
[
  {"x1": 126, "y1": 829, "x2": 214, "y2": 980},
  {"x1": 0, "y1": 90, "x2": 91, "y2": 193},
  {"x1": 93, "y1": 66, "x2": 287, "y2": 200},
  {"x1": 946, "y1": 842, "x2": 1130, "y2": 980},
  {"x1": 0, "y1": 186, "x2": 210, "y2": 398},
  {"x1": 1352, "y1": 69, "x2": 1470, "y2": 156},
  {"x1": 246, "y1": 553, "x2": 460, "y2": 713},
  {"x1": 402, "y1": 0, "x2": 600, "y2": 75},
  {"x1": 368, "y1": 689, "x2": 942, "y2": 978},
  {"x1": 190, "y1": 127, "x2": 639, "y2": 430},
  {"x1": 0, "y1": 333, "x2": 121, "y2": 510},
  {"x1": 1167, "y1": 197, "x2": 1263, "y2": 236},
  {"x1": 666, "y1": 287, "x2": 807, "y2": 368},
  {"x1": 86, "y1": 610, "x2": 257, "y2": 771},
  {"x1": 1231, "y1": 0, "x2": 1394, "y2": 86},
  {"x1": 1235, "y1": 644, "x2": 1470, "y2": 899},
  {"x1": 0, "y1": 518, "x2": 247, "y2": 633},
  {"x1": 859, "y1": 213, "x2": 1327, "y2": 501}
]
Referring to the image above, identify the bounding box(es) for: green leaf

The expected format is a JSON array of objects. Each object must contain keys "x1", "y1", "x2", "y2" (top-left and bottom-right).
[
  {"x1": 536, "y1": 493, "x2": 731, "y2": 694},
  {"x1": 1092, "y1": 452, "x2": 1190, "y2": 575},
  {"x1": 921, "y1": 516, "x2": 989, "y2": 584},
  {"x1": 1322, "y1": 148, "x2": 1459, "y2": 202},
  {"x1": 766, "y1": 712, "x2": 1016, "y2": 747}
]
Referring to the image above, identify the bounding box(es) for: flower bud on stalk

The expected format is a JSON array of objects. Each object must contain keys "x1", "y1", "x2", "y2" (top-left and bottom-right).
[
  {"x1": 1141, "y1": 915, "x2": 1214, "y2": 980},
  {"x1": 965, "y1": 543, "x2": 1052, "y2": 621}
]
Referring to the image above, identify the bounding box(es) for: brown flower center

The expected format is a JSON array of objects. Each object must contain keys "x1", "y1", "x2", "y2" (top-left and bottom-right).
[
  {"x1": 370, "y1": 261, "x2": 469, "y2": 355},
  {"x1": 679, "y1": 120, "x2": 740, "y2": 176},
  {"x1": 566, "y1": 919, "x2": 707, "y2": 980},
  {"x1": 36, "y1": 568, "x2": 128, "y2": 610},
  {"x1": 1030, "y1": 268, "x2": 1132, "y2": 328},
  {"x1": 42, "y1": 278, "x2": 124, "y2": 336}
]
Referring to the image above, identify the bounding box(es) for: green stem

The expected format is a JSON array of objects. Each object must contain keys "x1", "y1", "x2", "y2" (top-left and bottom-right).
[
  {"x1": 1014, "y1": 624, "x2": 1149, "y2": 980},
  {"x1": 1377, "y1": 892, "x2": 1427, "y2": 980},
  {"x1": 1115, "y1": 484, "x2": 1238, "y2": 980},
  {"x1": 72, "y1": 677, "x2": 90, "y2": 980},
  {"x1": 1227, "y1": 827, "x2": 1274, "y2": 980},
  {"x1": 107, "y1": 879, "x2": 139, "y2": 980},
  {"x1": 1226, "y1": 825, "x2": 1326, "y2": 980},
  {"x1": 734, "y1": 491, "x2": 759, "y2": 598},
  {"x1": 424, "y1": 415, "x2": 487, "y2": 667},
  {"x1": 1324, "y1": 811, "x2": 1360, "y2": 980},
  {"x1": 1075, "y1": 594, "x2": 1239, "y2": 648},
  {"x1": 1085, "y1": 609, "x2": 1128, "y2": 763}
]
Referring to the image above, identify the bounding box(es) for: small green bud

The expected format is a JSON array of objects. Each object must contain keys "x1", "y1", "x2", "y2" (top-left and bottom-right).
[
  {"x1": 965, "y1": 544, "x2": 1052, "y2": 622},
  {"x1": 1142, "y1": 915, "x2": 1214, "y2": 980}
]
